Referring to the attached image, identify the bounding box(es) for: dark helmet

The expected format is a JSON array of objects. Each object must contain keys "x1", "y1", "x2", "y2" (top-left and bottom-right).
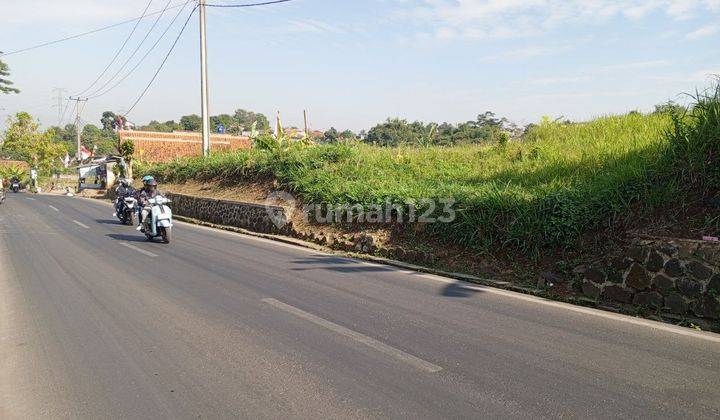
[
  {"x1": 119, "y1": 178, "x2": 131, "y2": 187},
  {"x1": 145, "y1": 178, "x2": 157, "y2": 192}
]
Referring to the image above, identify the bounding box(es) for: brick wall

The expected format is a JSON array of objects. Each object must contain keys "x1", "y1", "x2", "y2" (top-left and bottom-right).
[
  {"x1": 0, "y1": 160, "x2": 29, "y2": 169},
  {"x1": 118, "y1": 130, "x2": 252, "y2": 163}
]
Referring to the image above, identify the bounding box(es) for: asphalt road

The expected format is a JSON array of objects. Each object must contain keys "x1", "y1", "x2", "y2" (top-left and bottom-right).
[{"x1": 1, "y1": 193, "x2": 719, "y2": 419}]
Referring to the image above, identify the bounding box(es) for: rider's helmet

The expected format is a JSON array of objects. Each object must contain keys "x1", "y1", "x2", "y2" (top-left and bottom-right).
[
  {"x1": 145, "y1": 178, "x2": 158, "y2": 194},
  {"x1": 119, "y1": 178, "x2": 131, "y2": 188},
  {"x1": 141, "y1": 175, "x2": 155, "y2": 184}
]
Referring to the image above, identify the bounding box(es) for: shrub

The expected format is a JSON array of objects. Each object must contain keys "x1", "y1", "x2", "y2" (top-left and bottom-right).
[{"x1": 146, "y1": 112, "x2": 672, "y2": 256}]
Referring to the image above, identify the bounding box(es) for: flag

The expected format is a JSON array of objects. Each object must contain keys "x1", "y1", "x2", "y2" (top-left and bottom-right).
[
  {"x1": 275, "y1": 111, "x2": 283, "y2": 138},
  {"x1": 80, "y1": 145, "x2": 92, "y2": 160}
]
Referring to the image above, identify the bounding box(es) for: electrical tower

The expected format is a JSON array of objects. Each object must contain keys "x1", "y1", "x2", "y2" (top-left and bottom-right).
[{"x1": 52, "y1": 87, "x2": 68, "y2": 125}]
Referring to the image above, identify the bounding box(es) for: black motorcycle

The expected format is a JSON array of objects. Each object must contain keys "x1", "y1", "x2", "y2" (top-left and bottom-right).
[
  {"x1": 114, "y1": 188, "x2": 138, "y2": 225},
  {"x1": 11, "y1": 181, "x2": 20, "y2": 193}
]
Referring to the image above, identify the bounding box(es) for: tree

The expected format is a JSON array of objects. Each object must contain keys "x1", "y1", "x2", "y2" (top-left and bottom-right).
[
  {"x1": 101, "y1": 111, "x2": 117, "y2": 130},
  {"x1": 232, "y1": 109, "x2": 269, "y2": 133},
  {"x1": 140, "y1": 120, "x2": 181, "y2": 132},
  {"x1": 653, "y1": 101, "x2": 685, "y2": 115},
  {"x1": 81, "y1": 124, "x2": 118, "y2": 155},
  {"x1": 339, "y1": 129, "x2": 356, "y2": 140},
  {"x1": 180, "y1": 114, "x2": 202, "y2": 132},
  {"x1": 1, "y1": 112, "x2": 66, "y2": 174},
  {"x1": 210, "y1": 114, "x2": 234, "y2": 133},
  {"x1": 324, "y1": 127, "x2": 339, "y2": 143},
  {"x1": 0, "y1": 57, "x2": 19, "y2": 94},
  {"x1": 365, "y1": 118, "x2": 429, "y2": 146}
]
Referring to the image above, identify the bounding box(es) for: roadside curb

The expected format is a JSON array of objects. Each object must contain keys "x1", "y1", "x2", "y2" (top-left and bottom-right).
[
  {"x1": 79, "y1": 195, "x2": 718, "y2": 332},
  {"x1": 174, "y1": 216, "x2": 719, "y2": 332}
]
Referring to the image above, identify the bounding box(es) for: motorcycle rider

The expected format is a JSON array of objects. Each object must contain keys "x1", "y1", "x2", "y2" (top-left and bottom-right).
[
  {"x1": 114, "y1": 178, "x2": 136, "y2": 218},
  {"x1": 135, "y1": 175, "x2": 161, "y2": 231},
  {"x1": 116, "y1": 178, "x2": 134, "y2": 197},
  {"x1": 10, "y1": 176, "x2": 20, "y2": 192}
]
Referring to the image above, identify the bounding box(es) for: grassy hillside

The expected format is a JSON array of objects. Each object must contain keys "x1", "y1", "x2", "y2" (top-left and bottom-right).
[{"x1": 142, "y1": 112, "x2": 673, "y2": 255}]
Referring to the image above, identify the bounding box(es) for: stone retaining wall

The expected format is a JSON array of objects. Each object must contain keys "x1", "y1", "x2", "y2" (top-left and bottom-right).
[
  {"x1": 580, "y1": 237, "x2": 720, "y2": 319},
  {"x1": 165, "y1": 193, "x2": 288, "y2": 234}
]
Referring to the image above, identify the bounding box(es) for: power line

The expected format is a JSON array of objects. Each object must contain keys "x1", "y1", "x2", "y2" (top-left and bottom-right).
[
  {"x1": 74, "y1": 0, "x2": 155, "y2": 97},
  {"x1": 86, "y1": 0, "x2": 178, "y2": 98},
  {"x1": 88, "y1": 1, "x2": 193, "y2": 99},
  {"x1": 203, "y1": 0, "x2": 293, "y2": 7},
  {"x1": 58, "y1": 98, "x2": 72, "y2": 127},
  {"x1": 123, "y1": 5, "x2": 199, "y2": 117},
  {"x1": 0, "y1": 2, "x2": 188, "y2": 58},
  {"x1": 52, "y1": 87, "x2": 68, "y2": 125}
]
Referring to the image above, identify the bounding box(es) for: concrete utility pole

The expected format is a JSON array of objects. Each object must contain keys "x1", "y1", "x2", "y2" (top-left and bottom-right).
[
  {"x1": 69, "y1": 97, "x2": 88, "y2": 162},
  {"x1": 303, "y1": 109, "x2": 309, "y2": 137},
  {"x1": 199, "y1": 1, "x2": 210, "y2": 156},
  {"x1": 52, "y1": 87, "x2": 67, "y2": 125}
]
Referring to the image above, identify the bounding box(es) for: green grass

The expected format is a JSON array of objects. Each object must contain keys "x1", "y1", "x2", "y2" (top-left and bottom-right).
[{"x1": 140, "y1": 112, "x2": 673, "y2": 255}]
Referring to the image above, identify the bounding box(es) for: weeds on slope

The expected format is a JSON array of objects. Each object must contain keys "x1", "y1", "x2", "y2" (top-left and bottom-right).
[{"x1": 140, "y1": 112, "x2": 674, "y2": 257}]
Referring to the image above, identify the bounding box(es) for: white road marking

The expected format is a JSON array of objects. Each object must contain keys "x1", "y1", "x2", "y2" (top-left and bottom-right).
[
  {"x1": 25, "y1": 197, "x2": 35, "y2": 201},
  {"x1": 120, "y1": 243, "x2": 158, "y2": 258},
  {"x1": 263, "y1": 297, "x2": 443, "y2": 373},
  {"x1": 48, "y1": 205, "x2": 59, "y2": 212},
  {"x1": 71, "y1": 195, "x2": 720, "y2": 342},
  {"x1": 72, "y1": 220, "x2": 89, "y2": 229}
]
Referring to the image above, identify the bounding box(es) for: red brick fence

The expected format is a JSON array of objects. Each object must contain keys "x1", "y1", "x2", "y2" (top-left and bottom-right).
[{"x1": 118, "y1": 130, "x2": 251, "y2": 163}]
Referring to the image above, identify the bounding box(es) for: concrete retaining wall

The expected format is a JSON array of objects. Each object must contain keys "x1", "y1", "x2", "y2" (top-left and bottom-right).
[{"x1": 580, "y1": 237, "x2": 720, "y2": 319}]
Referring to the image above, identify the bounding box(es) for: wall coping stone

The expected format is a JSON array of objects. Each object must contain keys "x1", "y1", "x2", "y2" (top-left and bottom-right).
[{"x1": 165, "y1": 192, "x2": 283, "y2": 212}]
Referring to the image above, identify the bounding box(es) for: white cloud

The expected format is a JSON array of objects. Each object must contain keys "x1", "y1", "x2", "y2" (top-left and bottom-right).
[
  {"x1": 598, "y1": 60, "x2": 673, "y2": 73},
  {"x1": 527, "y1": 76, "x2": 593, "y2": 85},
  {"x1": 402, "y1": 0, "x2": 720, "y2": 40},
  {"x1": 286, "y1": 19, "x2": 345, "y2": 35},
  {"x1": 685, "y1": 25, "x2": 720, "y2": 41},
  {"x1": 0, "y1": 0, "x2": 155, "y2": 27},
  {"x1": 481, "y1": 44, "x2": 573, "y2": 61}
]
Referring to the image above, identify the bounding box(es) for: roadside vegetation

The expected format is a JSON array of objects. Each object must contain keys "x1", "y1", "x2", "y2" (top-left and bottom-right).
[{"x1": 142, "y1": 107, "x2": 682, "y2": 256}]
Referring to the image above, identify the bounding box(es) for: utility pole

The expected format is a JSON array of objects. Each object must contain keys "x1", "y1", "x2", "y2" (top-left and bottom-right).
[
  {"x1": 199, "y1": 1, "x2": 210, "y2": 156},
  {"x1": 69, "y1": 97, "x2": 88, "y2": 162},
  {"x1": 52, "y1": 87, "x2": 67, "y2": 125},
  {"x1": 303, "y1": 109, "x2": 309, "y2": 137}
]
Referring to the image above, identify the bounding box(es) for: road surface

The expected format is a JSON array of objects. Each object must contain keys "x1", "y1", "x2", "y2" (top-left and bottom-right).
[{"x1": 1, "y1": 193, "x2": 719, "y2": 419}]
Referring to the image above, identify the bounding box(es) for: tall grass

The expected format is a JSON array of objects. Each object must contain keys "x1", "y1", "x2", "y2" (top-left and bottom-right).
[
  {"x1": 664, "y1": 81, "x2": 720, "y2": 193},
  {"x1": 141, "y1": 112, "x2": 672, "y2": 255}
]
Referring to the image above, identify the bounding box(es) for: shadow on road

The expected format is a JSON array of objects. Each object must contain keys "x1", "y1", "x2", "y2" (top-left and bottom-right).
[
  {"x1": 440, "y1": 282, "x2": 484, "y2": 298},
  {"x1": 291, "y1": 255, "x2": 396, "y2": 274},
  {"x1": 106, "y1": 233, "x2": 148, "y2": 243},
  {"x1": 96, "y1": 219, "x2": 122, "y2": 225}
]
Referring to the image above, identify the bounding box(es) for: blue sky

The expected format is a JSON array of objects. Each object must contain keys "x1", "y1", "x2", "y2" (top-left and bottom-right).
[{"x1": 1, "y1": 0, "x2": 719, "y2": 131}]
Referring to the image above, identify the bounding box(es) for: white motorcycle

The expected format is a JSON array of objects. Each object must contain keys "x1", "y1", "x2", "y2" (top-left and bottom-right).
[{"x1": 139, "y1": 194, "x2": 173, "y2": 243}]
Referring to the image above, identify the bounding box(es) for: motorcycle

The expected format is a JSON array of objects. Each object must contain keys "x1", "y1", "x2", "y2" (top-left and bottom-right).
[
  {"x1": 114, "y1": 194, "x2": 138, "y2": 225},
  {"x1": 11, "y1": 181, "x2": 20, "y2": 193},
  {"x1": 138, "y1": 194, "x2": 173, "y2": 243}
]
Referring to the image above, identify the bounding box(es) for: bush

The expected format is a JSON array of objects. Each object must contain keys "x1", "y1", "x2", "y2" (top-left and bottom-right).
[{"x1": 145, "y1": 112, "x2": 673, "y2": 255}]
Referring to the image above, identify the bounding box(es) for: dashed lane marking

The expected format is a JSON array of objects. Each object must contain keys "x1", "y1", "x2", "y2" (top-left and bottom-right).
[
  {"x1": 119, "y1": 242, "x2": 158, "y2": 258},
  {"x1": 72, "y1": 220, "x2": 89, "y2": 229},
  {"x1": 263, "y1": 297, "x2": 443, "y2": 373}
]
